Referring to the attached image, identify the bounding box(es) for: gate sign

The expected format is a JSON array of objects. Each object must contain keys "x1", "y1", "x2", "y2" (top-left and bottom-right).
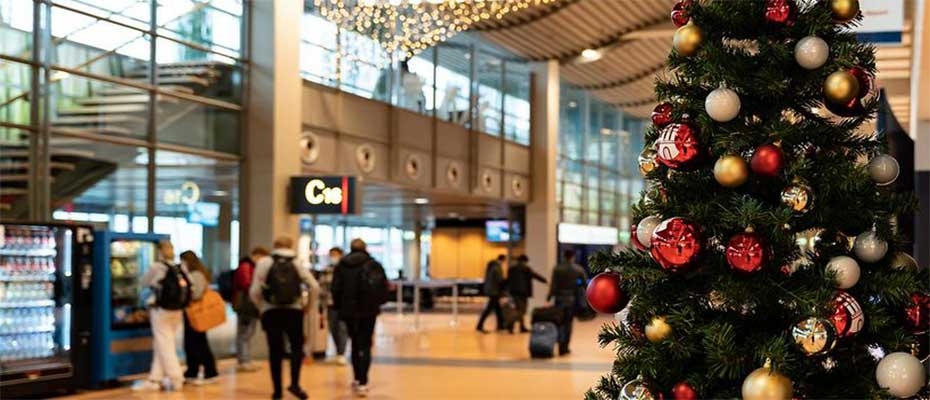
[
  {"x1": 290, "y1": 176, "x2": 358, "y2": 215},
  {"x1": 855, "y1": 0, "x2": 904, "y2": 45}
]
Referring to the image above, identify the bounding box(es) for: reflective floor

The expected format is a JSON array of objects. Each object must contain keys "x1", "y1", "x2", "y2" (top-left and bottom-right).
[{"x1": 66, "y1": 312, "x2": 615, "y2": 399}]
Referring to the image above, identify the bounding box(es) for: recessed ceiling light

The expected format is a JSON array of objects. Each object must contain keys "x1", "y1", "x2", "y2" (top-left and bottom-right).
[
  {"x1": 567, "y1": 101, "x2": 577, "y2": 108},
  {"x1": 579, "y1": 48, "x2": 602, "y2": 62},
  {"x1": 448, "y1": 212, "x2": 459, "y2": 218},
  {"x1": 414, "y1": 198, "x2": 429, "y2": 205}
]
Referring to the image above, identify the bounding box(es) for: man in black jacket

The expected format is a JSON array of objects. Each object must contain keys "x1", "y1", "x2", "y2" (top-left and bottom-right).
[
  {"x1": 548, "y1": 249, "x2": 587, "y2": 356},
  {"x1": 476, "y1": 254, "x2": 506, "y2": 333},
  {"x1": 505, "y1": 255, "x2": 547, "y2": 333},
  {"x1": 332, "y1": 239, "x2": 387, "y2": 398}
]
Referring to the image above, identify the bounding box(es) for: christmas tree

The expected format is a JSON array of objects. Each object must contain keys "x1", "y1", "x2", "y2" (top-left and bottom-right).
[{"x1": 583, "y1": 1, "x2": 926, "y2": 399}]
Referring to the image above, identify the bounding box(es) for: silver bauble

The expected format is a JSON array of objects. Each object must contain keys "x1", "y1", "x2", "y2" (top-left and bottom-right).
[
  {"x1": 875, "y1": 352, "x2": 926, "y2": 398},
  {"x1": 636, "y1": 215, "x2": 662, "y2": 248},
  {"x1": 826, "y1": 256, "x2": 860, "y2": 289},
  {"x1": 705, "y1": 86, "x2": 741, "y2": 122},
  {"x1": 869, "y1": 154, "x2": 900, "y2": 186},
  {"x1": 794, "y1": 36, "x2": 829, "y2": 70},
  {"x1": 854, "y1": 231, "x2": 888, "y2": 263}
]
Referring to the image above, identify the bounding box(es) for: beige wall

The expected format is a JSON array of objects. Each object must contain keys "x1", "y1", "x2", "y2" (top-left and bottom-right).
[{"x1": 429, "y1": 227, "x2": 525, "y2": 279}]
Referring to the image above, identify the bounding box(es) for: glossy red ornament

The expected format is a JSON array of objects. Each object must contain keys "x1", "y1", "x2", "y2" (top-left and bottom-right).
[
  {"x1": 671, "y1": 381, "x2": 698, "y2": 400},
  {"x1": 650, "y1": 217, "x2": 702, "y2": 271},
  {"x1": 631, "y1": 223, "x2": 647, "y2": 250},
  {"x1": 830, "y1": 291, "x2": 864, "y2": 337},
  {"x1": 651, "y1": 102, "x2": 674, "y2": 126},
  {"x1": 849, "y1": 67, "x2": 873, "y2": 99},
  {"x1": 904, "y1": 293, "x2": 930, "y2": 333},
  {"x1": 585, "y1": 272, "x2": 629, "y2": 314},
  {"x1": 670, "y1": 0, "x2": 692, "y2": 27},
  {"x1": 725, "y1": 231, "x2": 768, "y2": 273},
  {"x1": 655, "y1": 123, "x2": 702, "y2": 169},
  {"x1": 750, "y1": 143, "x2": 785, "y2": 177},
  {"x1": 765, "y1": 0, "x2": 797, "y2": 25}
]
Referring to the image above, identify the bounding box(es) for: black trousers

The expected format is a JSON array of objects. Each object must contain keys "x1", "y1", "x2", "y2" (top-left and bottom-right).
[
  {"x1": 344, "y1": 315, "x2": 377, "y2": 385},
  {"x1": 509, "y1": 296, "x2": 529, "y2": 331},
  {"x1": 554, "y1": 297, "x2": 576, "y2": 353},
  {"x1": 476, "y1": 295, "x2": 503, "y2": 330},
  {"x1": 261, "y1": 308, "x2": 305, "y2": 394},
  {"x1": 183, "y1": 314, "x2": 218, "y2": 379}
]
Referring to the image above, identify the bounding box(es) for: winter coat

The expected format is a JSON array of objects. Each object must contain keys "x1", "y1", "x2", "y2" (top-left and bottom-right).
[
  {"x1": 548, "y1": 262, "x2": 586, "y2": 300},
  {"x1": 483, "y1": 260, "x2": 504, "y2": 297},
  {"x1": 332, "y1": 250, "x2": 387, "y2": 319},
  {"x1": 505, "y1": 262, "x2": 547, "y2": 298}
]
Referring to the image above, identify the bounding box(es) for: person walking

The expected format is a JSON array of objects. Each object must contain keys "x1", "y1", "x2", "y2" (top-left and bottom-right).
[
  {"x1": 332, "y1": 239, "x2": 388, "y2": 398},
  {"x1": 179, "y1": 251, "x2": 219, "y2": 385},
  {"x1": 476, "y1": 254, "x2": 506, "y2": 333},
  {"x1": 505, "y1": 255, "x2": 547, "y2": 333},
  {"x1": 233, "y1": 246, "x2": 270, "y2": 372},
  {"x1": 133, "y1": 240, "x2": 191, "y2": 392},
  {"x1": 318, "y1": 247, "x2": 349, "y2": 365},
  {"x1": 548, "y1": 249, "x2": 587, "y2": 356},
  {"x1": 249, "y1": 237, "x2": 318, "y2": 400}
]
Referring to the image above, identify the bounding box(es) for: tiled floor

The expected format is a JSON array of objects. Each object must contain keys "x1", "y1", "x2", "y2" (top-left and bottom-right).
[{"x1": 65, "y1": 312, "x2": 616, "y2": 399}]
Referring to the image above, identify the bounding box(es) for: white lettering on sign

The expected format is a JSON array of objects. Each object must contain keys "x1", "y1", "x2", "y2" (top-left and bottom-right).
[
  {"x1": 163, "y1": 181, "x2": 200, "y2": 206},
  {"x1": 304, "y1": 179, "x2": 343, "y2": 205}
]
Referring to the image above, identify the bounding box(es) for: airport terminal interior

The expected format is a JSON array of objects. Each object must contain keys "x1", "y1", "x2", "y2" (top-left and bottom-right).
[{"x1": 1, "y1": 0, "x2": 929, "y2": 399}]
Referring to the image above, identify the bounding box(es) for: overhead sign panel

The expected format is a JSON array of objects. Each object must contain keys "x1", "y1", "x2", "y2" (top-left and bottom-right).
[{"x1": 290, "y1": 176, "x2": 358, "y2": 215}]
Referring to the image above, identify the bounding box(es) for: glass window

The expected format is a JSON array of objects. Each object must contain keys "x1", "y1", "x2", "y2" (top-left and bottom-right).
[
  {"x1": 435, "y1": 42, "x2": 471, "y2": 127},
  {"x1": 559, "y1": 85, "x2": 584, "y2": 160},
  {"x1": 396, "y1": 48, "x2": 435, "y2": 114},
  {"x1": 0, "y1": 0, "x2": 33, "y2": 58},
  {"x1": 563, "y1": 183, "x2": 582, "y2": 210},
  {"x1": 300, "y1": 12, "x2": 338, "y2": 86},
  {"x1": 155, "y1": 38, "x2": 243, "y2": 104},
  {"x1": 475, "y1": 50, "x2": 502, "y2": 135},
  {"x1": 156, "y1": 96, "x2": 240, "y2": 154},
  {"x1": 0, "y1": 60, "x2": 32, "y2": 127},
  {"x1": 50, "y1": 6, "x2": 151, "y2": 81},
  {"x1": 49, "y1": 75, "x2": 150, "y2": 140},
  {"x1": 54, "y1": 0, "x2": 150, "y2": 31},
  {"x1": 339, "y1": 29, "x2": 391, "y2": 100},
  {"x1": 157, "y1": 0, "x2": 243, "y2": 59},
  {"x1": 0, "y1": 126, "x2": 33, "y2": 221},
  {"x1": 504, "y1": 61, "x2": 531, "y2": 145}
]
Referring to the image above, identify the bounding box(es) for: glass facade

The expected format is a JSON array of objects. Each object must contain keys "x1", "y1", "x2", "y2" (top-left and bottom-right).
[{"x1": 1, "y1": 0, "x2": 244, "y2": 271}]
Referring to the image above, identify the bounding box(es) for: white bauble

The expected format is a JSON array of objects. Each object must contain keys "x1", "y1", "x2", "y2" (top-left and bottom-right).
[
  {"x1": 869, "y1": 154, "x2": 900, "y2": 186},
  {"x1": 636, "y1": 216, "x2": 662, "y2": 248},
  {"x1": 826, "y1": 256, "x2": 860, "y2": 289},
  {"x1": 794, "y1": 36, "x2": 829, "y2": 70},
  {"x1": 854, "y1": 231, "x2": 888, "y2": 263},
  {"x1": 875, "y1": 352, "x2": 927, "y2": 398},
  {"x1": 705, "y1": 87, "x2": 741, "y2": 122}
]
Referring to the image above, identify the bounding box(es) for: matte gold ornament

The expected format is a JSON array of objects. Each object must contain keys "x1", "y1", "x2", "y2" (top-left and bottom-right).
[
  {"x1": 741, "y1": 358, "x2": 793, "y2": 400},
  {"x1": 673, "y1": 22, "x2": 704, "y2": 57},
  {"x1": 830, "y1": 0, "x2": 860, "y2": 22},
  {"x1": 890, "y1": 252, "x2": 920, "y2": 272},
  {"x1": 780, "y1": 181, "x2": 814, "y2": 213},
  {"x1": 639, "y1": 148, "x2": 660, "y2": 177},
  {"x1": 714, "y1": 155, "x2": 749, "y2": 187},
  {"x1": 824, "y1": 70, "x2": 860, "y2": 105},
  {"x1": 645, "y1": 316, "x2": 672, "y2": 343},
  {"x1": 792, "y1": 317, "x2": 837, "y2": 356}
]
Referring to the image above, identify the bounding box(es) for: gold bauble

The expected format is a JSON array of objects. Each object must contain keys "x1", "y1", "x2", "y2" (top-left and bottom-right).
[
  {"x1": 645, "y1": 316, "x2": 672, "y2": 343},
  {"x1": 791, "y1": 317, "x2": 836, "y2": 356},
  {"x1": 890, "y1": 251, "x2": 919, "y2": 272},
  {"x1": 713, "y1": 155, "x2": 749, "y2": 187},
  {"x1": 830, "y1": 0, "x2": 860, "y2": 22},
  {"x1": 780, "y1": 181, "x2": 814, "y2": 213},
  {"x1": 673, "y1": 23, "x2": 704, "y2": 57},
  {"x1": 741, "y1": 359, "x2": 793, "y2": 400},
  {"x1": 639, "y1": 148, "x2": 659, "y2": 177},
  {"x1": 824, "y1": 70, "x2": 860, "y2": 105}
]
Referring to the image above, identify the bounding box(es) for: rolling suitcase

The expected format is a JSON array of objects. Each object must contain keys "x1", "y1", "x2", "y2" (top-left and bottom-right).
[
  {"x1": 501, "y1": 297, "x2": 520, "y2": 329},
  {"x1": 529, "y1": 321, "x2": 559, "y2": 358},
  {"x1": 304, "y1": 288, "x2": 329, "y2": 360}
]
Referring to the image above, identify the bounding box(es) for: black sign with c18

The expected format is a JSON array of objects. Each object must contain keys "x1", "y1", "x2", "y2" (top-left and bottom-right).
[{"x1": 289, "y1": 176, "x2": 357, "y2": 215}]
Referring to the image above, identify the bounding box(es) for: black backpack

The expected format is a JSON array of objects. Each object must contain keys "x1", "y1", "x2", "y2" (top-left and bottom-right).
[
  {"x1": 359, "y1": 259, "x2": 389, "y2": 307},
  {"x1": 217, "y1": 270, "x2": 235, "y2": 302},
  {"x1": 262, "y1": 256, "x2": 302, "y2": 305},
  {"x1": 157, "y1": 263, "x2": 192, "y2": 310}
]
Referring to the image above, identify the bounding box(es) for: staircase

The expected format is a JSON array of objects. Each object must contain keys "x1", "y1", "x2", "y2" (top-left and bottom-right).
[{"x1": 0, "y1": 61, "x2": 232, "y2": 220}]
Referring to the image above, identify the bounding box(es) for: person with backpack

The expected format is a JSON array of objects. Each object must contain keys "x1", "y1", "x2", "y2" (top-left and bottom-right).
[
  {"x1": 318, "y1": 247, "x2": 348, "y2": 365},
  {"x1": 476, "y1": 255, "x2": 506, "y2": 333},
  {"x1": 179, "y1": 251, "x2": 219, "y2": 385},
  {"x1": 331, "y1": 239, "x2": 388, "y2": 398},
  {"x1": 504, "y1": 254, "x2": 547, "y2": 333},
  {"x1": 233, "y1": 246, "x2": 270, "y2": 372},
  {"x1": 133, "y1": 240, "x2": 191, "y2": 392},
  {"x1": 547, "y1": 249, "x2": 587, "y2": 356},
  {"x1": 249, "y1": 237, "x2": 318, "y2": 400}
]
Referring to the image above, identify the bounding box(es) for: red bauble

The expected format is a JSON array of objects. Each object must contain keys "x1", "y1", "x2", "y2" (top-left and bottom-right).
[
  {"x1": 650, "y1": 217, "x2": 702, "y2": 271},
  {"x1": 585, "y1": 272, "x2": 628, "y2": 314},
  {"x1": 904, "y1": 293, "x2": 930, "y2": 333},
  {"x1": 656, "y1": 123, "x2": 702, "y2": 169},
  {"x1": 670, "y1": 381, "x2": 698, "y2": 400},
  {"x1": 765, "y1": 0, "x2": 797, "y2": 25},
  {"x1": 750, "y1": 143, "x2": 785, "y2": 177},
  {"x1": 830, "y1": 291, "x2": 864, "y2": 337},
  {"x1": 725, "y1": 231, "x2": 768, "y2": 273},
  {"x1": 670, "y1": 0, "x2": 691, "y2": 27},
  {"x1": 631, "y1": 223, "x2": 647, "y2": 250},
  {"x1": 651, "y1": 102, "x2": 674, "y2": 126}
]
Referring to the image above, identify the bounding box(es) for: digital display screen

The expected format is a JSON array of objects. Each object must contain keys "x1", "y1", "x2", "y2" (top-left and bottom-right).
[
  {"x1": 486, "y1": 220, "x2": 521, "y2": 243},
  {"x1": 187, "y1": 202, "x2": 220, "y2": 227}
]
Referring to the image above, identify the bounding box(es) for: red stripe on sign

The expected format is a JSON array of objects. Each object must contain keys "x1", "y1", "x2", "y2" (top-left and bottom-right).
[{"x1": 341, "y1": 177, "x2": 348, "y2": 214}]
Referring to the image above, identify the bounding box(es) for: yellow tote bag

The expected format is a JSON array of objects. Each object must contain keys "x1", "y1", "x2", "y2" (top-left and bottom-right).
[{"x1": 185, "y1": 289, "x2": 227, "y2": 332}]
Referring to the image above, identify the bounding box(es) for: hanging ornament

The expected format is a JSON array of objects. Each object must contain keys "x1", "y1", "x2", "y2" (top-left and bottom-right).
[
  {"x1": 673, "y1": 22, "x2": 704, "y2": 57},
  {"x1": 725, "y1": 228, "x2": 768, "y2": 274},
  {"x1": 650, "y1": 217, "x2": 702, "y2": 271},
  {"x1": 655, "y1": 123, "x2": 702, "y2": 169},
  {"x1": 670, "y1": 0, "x2": 691, "y2": 27},
  {"x1": 830, "y1": 291, "x2": 864, "y2": 337},
  {"x1": 651, "y1": 102, "x2": 674, "y2": 127},
  {"x1": 636, "y1": 216, "x2": 663, "y2": 248},
  {"x1": 792, "y1": 317, "x2": 837, "y2": 356},
  {"x1": 849, "y1": 66, "x2": 875, "y2": 101},
  {"x1": 826, "y1": 256, "x2": 860, "y2": 289},
  {"x1": 781, "y1": 181, "x2": 814, "y2": 214},
  {"x1": 868, "y1": 154, "x2": 900, "y2": 186},
  {"x1": 714, "y1": 155, "x2": 749, "y2": 188},
  {"x1": 764, "y1": 0, "x2": 797, "y2": 25},
  {"x1": 705, "y1": 86, "x2": 742, "y2": 122},
  {"x1": 639, "y1": 147, "x2": 660, "y2": 177},
  {"x1": 619, "y1": 375, "x2": 661, "y2": 400},
  {"x1": 853, "y1": 231, "x2": 888, "y2": 263},
  {"x1": 890, "y1": 252, "x2": 920, "y2": 272},
  {"x1": 875, "y1": 352, "x2": 925, "y2": 398},
  {"x1": 824, "y1": 70, "x2": 860, "y2": 105},
  {"x1": 903, "y1": 293, "x2": 930, "y2": 333},
  {"x1": 794, "y1": 36, "x2": 829, "y2": 70},
  {"x1": 585, "y1": 272, "x2": 628, "y2": 314},
  {"x1": 631, "y1": 224, "x2": 647, "y2": 251},
  {"x1": 750, "y1": 143, "x2": 785, "y2": 177},
  {"x1": 742, "y1": 358, "x2": 793, "y2": 400},
  {"x1": 670, "y1": 381, "x2": 698, "y2": 400},
  {"x1": 811, "y1": 228, "x2": 853, "y2": 257},
  {"x1": 645, "y1": 316, "x2": 672, "y2": 343},
  {"x1": 830, "y1": 0, "x2": 860, "y2": 23}
]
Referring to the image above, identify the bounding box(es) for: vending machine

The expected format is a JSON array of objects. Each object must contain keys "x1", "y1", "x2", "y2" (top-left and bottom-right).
[
  {"x1": 90, "y1": 231, "x2": 167, "y2": 384},
  {"x1": 0, "y1": 223, "x2": 95, "y2": 397}
]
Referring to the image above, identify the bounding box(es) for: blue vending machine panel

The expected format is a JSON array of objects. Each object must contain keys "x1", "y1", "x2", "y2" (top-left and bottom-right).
[{"x1": 91, "y1": 231, "x2": 167, "y2": 384}]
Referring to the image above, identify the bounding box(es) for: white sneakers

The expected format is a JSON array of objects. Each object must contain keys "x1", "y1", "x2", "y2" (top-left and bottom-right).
[
  {"x1": 334, "y1": 355, "x2": 348, "y2": 365},
  {"x1": 351, "y1": 381, "x2": 369, "y2": 398},
  {"x1": 130, "y1": 380, "x2": 162, "y2": 392}
]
